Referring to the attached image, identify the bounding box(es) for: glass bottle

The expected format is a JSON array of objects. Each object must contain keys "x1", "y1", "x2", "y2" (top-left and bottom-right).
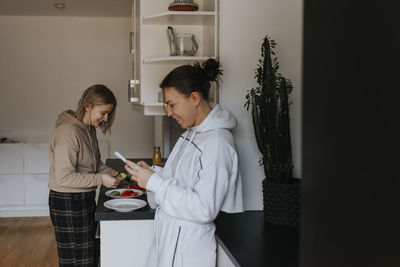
[{"x1": 152, "y1": 146, "x2": 162, "y2": 166}]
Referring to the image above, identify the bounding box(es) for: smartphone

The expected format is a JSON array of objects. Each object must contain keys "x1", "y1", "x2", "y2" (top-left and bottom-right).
[{"x1": 114, "y1": 151, "x2": 137, "y2": 172}]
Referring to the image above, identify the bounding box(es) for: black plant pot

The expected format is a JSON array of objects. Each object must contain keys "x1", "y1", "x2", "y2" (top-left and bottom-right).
[{"x1": 262, "y1": 178, "x2": 300, "y2": 227}]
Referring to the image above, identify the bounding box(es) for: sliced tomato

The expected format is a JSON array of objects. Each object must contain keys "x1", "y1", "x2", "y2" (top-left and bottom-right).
[
  {"x1": 122, "y1": 184, "x2": 146, "y2": 191},
  {"x1": 120, "y1": 190, "x2": 139, "y2": 197}
]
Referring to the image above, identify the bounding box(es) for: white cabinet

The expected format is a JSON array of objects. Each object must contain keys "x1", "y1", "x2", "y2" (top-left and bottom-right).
[
  {"x1": 24, "y1": 175, "x2": 49, "y2": 205},
  {"x1": 132, "y1": 0, "x2": 220, "y2": 115},
  {"x1": 0, "y1": 143, "x2": 49, "y2": 217},
  {"x1": 0, "y1": 174, "x2": 25, "y2": 206},
  {"x1": 0, "y1": 142, "x2": 109, "y2": 217},
  {"x1": 100, "y1": 220, "x2": 154, "y2": 267},
  {"x1": 23, "y1": 143, "x2": 49, "y2": 173},
  {"x1": 100, "y1": 220, "x2": 237, "y2": 267},
  {"x1": 0, "y1": 143, "x2": 24, "y2": 173}
]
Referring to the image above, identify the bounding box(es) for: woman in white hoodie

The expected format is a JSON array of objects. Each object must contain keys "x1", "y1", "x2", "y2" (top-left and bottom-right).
[{"x1": 125, "y1": 58, "x2": 243, "y2": 267}]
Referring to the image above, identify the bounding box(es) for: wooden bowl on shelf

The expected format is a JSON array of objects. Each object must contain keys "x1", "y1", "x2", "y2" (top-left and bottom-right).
[{"x1": 168, "y1": 0, "x2": 199, "y2": 11}]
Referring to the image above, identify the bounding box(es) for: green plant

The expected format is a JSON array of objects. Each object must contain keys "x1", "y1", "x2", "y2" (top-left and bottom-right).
[{"x1": 245, "y1": 35, "x2": 294, "y2": 184}]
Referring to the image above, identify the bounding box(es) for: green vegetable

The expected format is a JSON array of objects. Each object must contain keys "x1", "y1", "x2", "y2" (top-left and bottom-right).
[
  {"x1": 116, "y1": 172, "x2": 128, "y2": 180},
  {"x1": 109, "y1": 191, "x2": 120, "y2": 197}
]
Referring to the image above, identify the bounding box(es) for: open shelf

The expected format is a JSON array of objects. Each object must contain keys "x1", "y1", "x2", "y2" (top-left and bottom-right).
[
  {"x1": 134, "y1": 0, "x2": 220, "y2": 115},
  {"x1": 143, "y1": 56, "x2": 213, "y2": 63},
  {"x1": 143, "y1": 11, "x2": 216, "y2": 25},
  {"x1": 143, "y1": 103, "x2": 166, "y2": 116},
  {"x1": 143, "y1": 103, "x2": 164, "y2": 106}
]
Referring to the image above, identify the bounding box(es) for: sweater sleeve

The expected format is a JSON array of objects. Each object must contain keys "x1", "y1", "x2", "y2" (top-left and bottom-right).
[
  {"x1": 146, "y1": 135, "x2": 237, "y2": 224},
  {"x1": 53, "y1": 129, "x2": 103, "y2": 189}
]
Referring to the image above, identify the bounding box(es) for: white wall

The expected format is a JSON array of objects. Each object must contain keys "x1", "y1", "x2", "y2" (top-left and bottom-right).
[
  {"x1": 0, "y1": 0, "x2": 303, "y2": 211},
  {"x1": 0, "y1": 15, "x2": 154, "y2": 158},
  {"x1": 220, "y1": 0, "x2": 303, "y2": 210}
]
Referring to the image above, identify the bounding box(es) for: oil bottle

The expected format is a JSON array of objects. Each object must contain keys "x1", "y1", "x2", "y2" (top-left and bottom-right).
[{"x1": 152, "y1": 146, "x2": 162, "y2": 166}]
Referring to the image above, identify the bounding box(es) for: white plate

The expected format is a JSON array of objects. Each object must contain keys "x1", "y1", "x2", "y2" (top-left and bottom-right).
[
  {"x1": 104, "y1": 199, "x2": 147, "y2": 212},
  {"x1": 105, "y1": 188, "x2": 143, "y2": 199}
]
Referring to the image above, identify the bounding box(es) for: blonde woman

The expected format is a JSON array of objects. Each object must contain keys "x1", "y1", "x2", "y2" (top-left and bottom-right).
[{"x1": 49, "y1": 84, "x2": 119, "y2": 266}]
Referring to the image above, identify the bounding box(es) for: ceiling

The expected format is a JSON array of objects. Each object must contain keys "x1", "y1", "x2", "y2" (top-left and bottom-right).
[{"x1": 0, "y1": 0, "x2": 132, "y2": 17}]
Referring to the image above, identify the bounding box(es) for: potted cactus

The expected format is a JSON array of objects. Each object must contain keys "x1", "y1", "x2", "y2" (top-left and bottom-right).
[{"x1": 245, "y1": 35, "x2": 300, "y2": 227}]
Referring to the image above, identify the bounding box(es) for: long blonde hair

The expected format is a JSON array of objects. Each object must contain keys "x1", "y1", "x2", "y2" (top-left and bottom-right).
[{"x1": 76, "y1": 84, "x2": 117, "y2": 134}]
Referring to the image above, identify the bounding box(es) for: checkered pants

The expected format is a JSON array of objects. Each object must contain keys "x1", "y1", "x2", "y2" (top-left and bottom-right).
[{"x1": 49, "y1": 190, "x2": 97, "y2": 267}]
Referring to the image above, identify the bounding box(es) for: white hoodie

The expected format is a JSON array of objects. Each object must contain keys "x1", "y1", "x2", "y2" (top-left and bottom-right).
[{"x1": 146, "y1": 104, "x2": 243, "y2": 267}]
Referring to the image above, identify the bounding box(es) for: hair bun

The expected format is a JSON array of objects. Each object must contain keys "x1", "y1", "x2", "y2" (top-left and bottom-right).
[{"x1": 201, "y1": 58, "x2": 222, "y2": 81}]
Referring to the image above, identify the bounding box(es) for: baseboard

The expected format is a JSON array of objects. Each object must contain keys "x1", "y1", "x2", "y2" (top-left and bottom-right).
[{"x1": 0, "y1": 206, "x2": 49, "y2": 217}]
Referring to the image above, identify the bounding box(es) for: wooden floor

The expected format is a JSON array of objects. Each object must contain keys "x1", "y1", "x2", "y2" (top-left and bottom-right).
[{"x1": 0, "y1": 216, "x2": 58, "y2": 267}]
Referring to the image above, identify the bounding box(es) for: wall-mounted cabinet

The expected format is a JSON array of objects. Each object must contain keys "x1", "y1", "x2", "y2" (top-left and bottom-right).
[{"x1": 131, "y1": 0, "x2": 220, "y2": 115}]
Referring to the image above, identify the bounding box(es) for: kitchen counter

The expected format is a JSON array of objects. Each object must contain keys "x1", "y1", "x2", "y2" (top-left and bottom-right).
[
  {"x1": 96, "y1": 159, "x2": 299, "y2": 267},
  {"x1": 95, "y1": 185, "x2": 155, "y2": 221},
  {"x1": 215, "y1": 211, "x2": 299, "y2": 267},
  {"x1": 95, "y1": 158, "x2": 155, "y2": 221},
  {"x1": 95, "y1": 158, "x2": 156, "y2": 267}
]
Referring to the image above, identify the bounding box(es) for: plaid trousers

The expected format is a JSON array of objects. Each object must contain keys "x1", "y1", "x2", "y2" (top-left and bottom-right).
[{"x1": 49, "y1": 190, "x2": 97, "y2": 267}]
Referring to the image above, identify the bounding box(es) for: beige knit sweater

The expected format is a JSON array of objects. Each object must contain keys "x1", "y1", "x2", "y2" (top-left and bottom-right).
[{"x1": 48, "y1": 110, "x2": 114, "y2": 193}]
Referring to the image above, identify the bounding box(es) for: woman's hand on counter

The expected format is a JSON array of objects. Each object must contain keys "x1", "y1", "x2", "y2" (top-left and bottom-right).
[
  {"x1": 125, "y1": 160, "x2": 154, "y2": 189},
  {"x1": 102, "y1": 174, "x2": 120, "y2": 188}
]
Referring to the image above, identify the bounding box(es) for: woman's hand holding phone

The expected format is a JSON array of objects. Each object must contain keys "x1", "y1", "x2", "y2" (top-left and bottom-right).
[
  {"x1": 137, "y1": 160, "x2": 150, "y2": 169},
  {"x1": 102, "y1": 174, "x2": 120, "y2": 188},
  {"x1": 124, "y1": 160, "x2": 154, "y2": 189}
]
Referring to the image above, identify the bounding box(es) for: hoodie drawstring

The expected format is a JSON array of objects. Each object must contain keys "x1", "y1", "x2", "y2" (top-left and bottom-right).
[
  {"x1": 86, "y1": 128, "x2": 96, "y2": 173},
  {"x1": 172, "y1": 130, "x2": 190, "y2": 176},
  {"x1": 175, "y1": 130, "x2": 196, "y2": 176},
  {"x1": 182, "y1": 130, "x2": 196, "y2": 158}
]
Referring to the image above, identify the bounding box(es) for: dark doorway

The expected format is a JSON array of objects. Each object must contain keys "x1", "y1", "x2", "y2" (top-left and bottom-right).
[{"x1": 301, "y1": 1, "x2": 400, "y2": 267}]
